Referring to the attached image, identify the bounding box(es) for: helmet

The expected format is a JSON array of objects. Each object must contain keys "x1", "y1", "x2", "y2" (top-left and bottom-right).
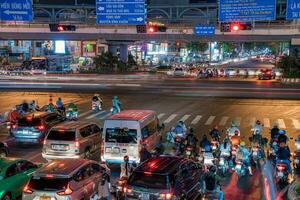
[
  {"x1": 256, "y1": 120, "x2": 261, "y2": 124},
  {"x1": 278, "y1": 130, "x2": 286, "y2": 135},
  {"x1": 114, "y1": 96, "x2": 118, "y2": 99},
  {"x1": 240, "y1": 141, "x2": 246, "y2": 147},
  {"x1": 58, "y1": 97, "x2": 61, "y2": 101},
  {"x1": 231, "y1": 121, "x2": 237, "y2": 127},
  {"x1": 209, "y1": 165, "x2": 217, "y2": 173}
]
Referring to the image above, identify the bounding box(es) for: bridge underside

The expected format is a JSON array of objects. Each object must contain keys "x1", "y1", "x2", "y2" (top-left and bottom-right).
[{"x1": 0, "y1": 32, "x2": 295, "y2": 42}]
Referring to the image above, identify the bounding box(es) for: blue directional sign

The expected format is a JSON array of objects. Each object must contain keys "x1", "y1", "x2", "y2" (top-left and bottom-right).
[
  {"x1": 219, "y1": 0, "x2": 276, "y2": 22},
  {"x1": 0, "y1": 0, "x2": 32, "y2": 22},
  {"x1": 96, "y1": 0, "x2": 146, "y2": 25},
  {"x1": 286, "y1": 0, "x2": 300, "y2": 20},
  {"x1": 194, "y1": 25, "x2": 215, "y2": 36}
]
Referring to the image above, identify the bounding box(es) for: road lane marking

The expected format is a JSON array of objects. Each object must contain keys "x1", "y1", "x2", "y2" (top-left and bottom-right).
[
  {"x1": 205, "y1": 116, "x2": 216, "y2": 125},
  {"x1": 164, "y1": 114, "x2": 178, "y2": 124},
  {"x1": 278, "y1": 119, "x2": 286, "y2": 129},
  {"x1": 263, "y1": 118, "x2": 270, "y2": 128},
  {"x1": 79, "y1": 110, "x2": 92, "y2": 117},
  {"x1": 219, "y1": 116, "x2": 229, "y2": 126},
  {"x1": 249, "y1": 117, "x2": 256, "y2": 127},
  {"x1": 191, "y1": 115, "x2": 202, "y2": 125},
  {"x1": 85, "y1": 111, "x2": 106, "y2": 119},
  {"x1": 292, "y1": 119, "x2": 300, "y2": 130},
  {"x1": 28, "y1": 153, "x2": 42, "y2": 162},
  {"x1": 180, "y1": 115, "x2": 191, "y2": 122},
  {"x1": 158, "y1": 113, "x2": 165, "y2": 119},
  {"x1": 234, "y1": 117, "x2": 242, "y2": 126}
]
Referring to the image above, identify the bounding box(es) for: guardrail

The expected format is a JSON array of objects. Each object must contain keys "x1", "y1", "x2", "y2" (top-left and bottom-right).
[{"x1": 281, "y1": 78, "x2": 300, "y2": 84}]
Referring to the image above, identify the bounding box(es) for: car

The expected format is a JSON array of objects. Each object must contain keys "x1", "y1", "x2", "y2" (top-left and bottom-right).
[
  {"x1": 22, "y1": 159, "x2": 108, "y2": 200},
  {"x1": 0, "y1": 142, "x2": 9, "y2": 157},
  {"x1": 173, "y1": 67, "x2": 185, "y2": 77},
  {"x1": 11, "y1": 111, "x2": 63, "y2": 145},
  {"x1": 122, "y1": 156, "x2": 203, "y2": 200},
  {"x1": 42, "y1": 122, "x2": 102, "y2": 160},
  {"x1": 102, "y1": 110, "x2": 164, "y2": 164},
  {"x1": 258, "y1": 69, "x2": 275, "y2": 80},
  {"x1": 0, "y1": 158, "x2": 39, "y2": 200}
]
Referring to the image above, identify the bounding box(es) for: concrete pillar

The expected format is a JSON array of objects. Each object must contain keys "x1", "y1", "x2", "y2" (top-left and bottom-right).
[
  {"x1": 108, "y1": 45, "x2": 118, "y2": 56},
  {"x1": 120, "y1": 44, "x2": 128, "y2": 62}
]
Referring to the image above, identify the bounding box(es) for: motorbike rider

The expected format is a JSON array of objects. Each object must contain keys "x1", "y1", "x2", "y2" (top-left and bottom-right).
[
  {"x1": 120, "y1": 155, "x2": 134, "y2": 178},
  {"x1": 276, "y1": 142, "x2": 292, "y2": 175},
  {"x1": 200, "y1": 135, "x2": 212, "y2": 152},
  {"x1": 56, "y1": 97, "x2": 65, "y2": 112},
  {"x1": 46, "y1": 103, "x2": 56, "y2": 113},
  {"x1": 230, "y1": 130, "x2": 241, "y2": 147},
  {"x1": 29, "y1": 100, "x2": 38, "y2": 111},
  {"x1": 210, "y1": 125, "x2": 221, "y2": 142},
  {"x1": 175, "y1": 121, "x2": 187, "y2": 136},
  {"x1": 270, "y1": 124, "x2": 280, "y2": 140},
  {"x1": 277, "y1": 130, "x2": 288, "y2": 145},
  {"x1": 202, "y1": 165, "x2": 224, "y2": 200},
  {"x1": 185, "y1": 128, "x2": 198, "y2": 148},
  {"x1": 112, "y1": 96, "x2": 121, "y2": 113},
  {"x1": 227, "y1": 121, "x2": 240, "y2": 137},
  {"x1": 220, "y1": 138, "x2": 231, "y2": 158},
  {"x1": 237, "y1": 141, "x2": 253, "y2": 175},
  {"x1": 252, "y1": 120, "x2": 263, "y2": 145},
  {"x1": 92, "y1": 94, "x2": 103, "y2": 108}
]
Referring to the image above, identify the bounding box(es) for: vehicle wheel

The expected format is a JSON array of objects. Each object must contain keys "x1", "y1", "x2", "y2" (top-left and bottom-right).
[
  {"x1": 2, "y1": 193, "x2": 11, "y2": 200},
  {"x1": 0, "y1": 148, "x2": 7, "y2": 158},
  {"x1": 84, "y1": 149, "x2": 91, "y2": 159}
]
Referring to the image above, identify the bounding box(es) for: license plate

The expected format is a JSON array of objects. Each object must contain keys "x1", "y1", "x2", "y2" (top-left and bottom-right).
[
  {"x1": 22, "y1": 130, "x2": 29, "y2": 134},
  {"x1": 40, "y1": 197, "x2": 51, "y2": 200},
  {"x1": 51, "y1": 145, "x2": 68, "y2": 150},
  {"x1": 253, "y1": 152, "x2": 258, "y2": 156},
  {"x1": 186, "y1": 151, "x2": 191, "y2": 156},
  {"x1": 212, "y1": 146, "x2": 217, "y2": 150},
  {"x1": 277, "y1": 172, "x2": 283, "y2": 177},
  {"x1": 141, "y1": 193, "x2": 150, "y2": 200},
  {"x1": 236, "y1": 165, "x2": 242, "y2": 170}
]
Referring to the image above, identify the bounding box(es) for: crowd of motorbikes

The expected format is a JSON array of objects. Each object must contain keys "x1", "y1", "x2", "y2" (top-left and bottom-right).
[{"x1": 164, "y1": 120, "x2": 299, "y2": 198}]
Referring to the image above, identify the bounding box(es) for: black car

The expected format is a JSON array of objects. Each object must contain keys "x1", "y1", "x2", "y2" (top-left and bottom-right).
[
  {"x1": 123, "y1": 156, "x2": 203, "y2": 200},
  {"x1": 0, "y1": 142, "x2": 9, "y2": 157}
]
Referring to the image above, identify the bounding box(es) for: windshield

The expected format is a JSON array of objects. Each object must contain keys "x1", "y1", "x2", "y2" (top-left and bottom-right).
[
  {"x1": 18, "y1": 118, "x2": 41, "y2": 127},
  {"x1": 28, "y1": 176, "x2": 70, "y2": 191},
  {"x1": 105, "y1": 128, "x2": 137, "y2": 144},
  {"x1": 47, "y1": 130, "x2": 76, "y2": 141},
  {"x1": 175, "y1": 68, "x2": 183, "y2": 71},
  {"x1": 128, "y1": 171, "x2": 171, "y2": 189}
]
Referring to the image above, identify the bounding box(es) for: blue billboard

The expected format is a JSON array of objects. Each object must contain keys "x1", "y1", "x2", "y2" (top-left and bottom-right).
[
  {"x1": 194, "y1": 25, "x2": 215, "y2": 36},
  {"x1": 286, "y1": 0, "x2": 300, "y2": 20},
  {"x1": 96, "y1": 0, "x2": 145, "y2": 25},
  {"x1": 0, "y1": 0, "x2": 32, "y2": 22},
  {"x1": 219, "y1": 0, "x2": 276, "y2": 22}
]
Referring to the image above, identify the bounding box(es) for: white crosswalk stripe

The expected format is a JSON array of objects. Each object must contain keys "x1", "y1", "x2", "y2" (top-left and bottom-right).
[
  {"x1": 219, "y1": 116, "x2": 229, "y2": 126},
  {"x1": 180, "y1": 114, "x2": 191, "y2": 122},
  {"x1": 158, "y1": 113, "x2": 165, "y2": 119},
  {"x1": 205, "y1": 116, "x2": 216, "y2": 125},
  {"x1": 263, "y1": 118, "x2": 271, "y2": 128},
  {"x1": 191, "y1": 115, "x2": 202, "y2": 125},
  {"x1": 85, "y1": 111, "x2": 106, "y2": 120},
  {"x1": 278, "y1": 119, "x2": 286, "y2": 129},
  {"x1": 234, "y1": 117, "x2": 242, "y2": 126},
  {"x1": 292, "y1": 119, "x2": 300, "y2": 130},
  {"x1": 249, "y1": 117, "x2": 256, "y2": 127},
  {"x1": 164, "y1": 114, "x2": 178, "y2": 124}
]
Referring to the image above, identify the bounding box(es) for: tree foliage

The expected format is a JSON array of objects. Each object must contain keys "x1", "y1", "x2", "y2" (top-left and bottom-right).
[{"x1": 186, "y1": 42, "x2": 209, "y2": 54}]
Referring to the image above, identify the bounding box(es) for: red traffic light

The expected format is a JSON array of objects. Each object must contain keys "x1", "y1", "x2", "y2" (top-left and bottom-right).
[
  {"x1": 149, "y1": 27, "x2": 155, "y2": 33},
  {"x1": 57, "y1": 26, "x2": 64, "y2": 31},
  {"x1": 231, "y1": 23, "x2": 240, "y2": 31}
]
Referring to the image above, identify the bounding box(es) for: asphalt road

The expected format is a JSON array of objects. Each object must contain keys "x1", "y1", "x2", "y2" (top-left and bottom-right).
[{"x1": 0, "y1": 92, "x2": 299, "y2": 200}]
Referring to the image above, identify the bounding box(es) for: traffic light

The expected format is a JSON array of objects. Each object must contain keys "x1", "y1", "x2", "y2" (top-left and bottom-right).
[
  {"x1": 147, "y1": 23, "x2": 167, "y2": 33},
  {"x1": 220, "y1": 22, "x2": 231, "y2": 32},
  {"x1": 136, "y1": 25, "x2": 147, "y2": 33},
  {"x1": 220, "y1": 22, "x2": 252, "y2": 32},
  {"x1": 230, "y1": 23, "x2": 241, "y2": 31},
  {"x1": 49, "y1": 24, "x2": 76, "y2": 32}
]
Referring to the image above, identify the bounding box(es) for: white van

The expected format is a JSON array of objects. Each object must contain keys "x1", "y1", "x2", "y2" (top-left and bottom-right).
[{"x1": 102, "y1": 110, "x2": 163, "y2": 164}]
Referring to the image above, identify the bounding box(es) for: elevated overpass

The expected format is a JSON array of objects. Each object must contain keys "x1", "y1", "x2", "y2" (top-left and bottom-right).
[{"x1": 0, "y1": 23, "x2": 300, "y2": 42}]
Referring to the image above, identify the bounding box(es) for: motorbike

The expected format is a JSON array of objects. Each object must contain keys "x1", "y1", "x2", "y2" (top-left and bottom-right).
[
  {"x1": 92, "y1": 100, "x2": 102, "y2": 112},
  {"x1": 226, "y1": 127, "x2": 240, "y2": 138},
  {"x1": 211, "y1": 140, "x2": 220, "y2": 154},
  {"x1": 113, "y1": 176, "x2": 128, "y2": 200},
  {"x1": 251, "y1": 146, "x2": 264, "y2": 168},
  {"x1": 218, "y1": 156, "x2": 229, "y2": 176},
  {"x1": 201, "y1": 149, "x2": 216, "y2": 169},
  {"x1": 185, "y1": 146, "x2": 194, "y2": 159},
  {"x1": 268, "y1": 140, "x2": 278, "y2": 165},
  {"x1": 235, "y1": 159, "x2": 248, "y2": 178},
  {"x1": 275, "y1": 162, "x2": 289, "y2": 189},
  {"x1": 201, "y1": 188, "x2": 223, "y2": 200},
  {"x1": 66, "y1": 108, "x2": 78, "y2": 121}
]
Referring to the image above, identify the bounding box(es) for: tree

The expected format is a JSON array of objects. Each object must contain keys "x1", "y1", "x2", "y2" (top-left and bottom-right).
[{"x1": 186, "y1": 42, "x2": 209, "y2": 54}]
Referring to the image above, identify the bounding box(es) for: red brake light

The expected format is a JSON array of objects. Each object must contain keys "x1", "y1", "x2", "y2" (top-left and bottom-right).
[
  {"x1": 123, "y1": 186, "x2": 132, "y2": 194},
  {"x1": 37, "y1": 125, "x2": 45, "y2": 131},
  {"x1": 144, "y1": 171, "x2": 152, "y2": 175},
  {"x1": 23, "y1": 185, "x2": 33, "y2": 194},
  {"x1": 12, "y1": 124, "x2": 17, "y2": 129},
  {"x1": 43, "y1": 140, "x2": 47, "y2": 145},
  {"x1": 277, "y1": 165, "x2": 285, "y2": 171},
  {"x1": 57, "y1": 184, "x2": 73, "y2": 196},
  {"x1": 75, "y1": 140, "x2": 80, "y2": 148}
]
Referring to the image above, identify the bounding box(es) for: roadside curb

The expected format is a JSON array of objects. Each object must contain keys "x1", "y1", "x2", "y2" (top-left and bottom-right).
[
  {"x1": 281, "y1": 78, "x2": 300, "y2": 85},
  {"x1": 287, "y1": 179, "x2": 300, "y2": 200}
]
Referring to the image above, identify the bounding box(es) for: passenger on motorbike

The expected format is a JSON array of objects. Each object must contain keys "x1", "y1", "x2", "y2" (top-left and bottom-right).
[
  {"x1": 202, "y1": 165, "x2": 224, "y2": 200},
  {"x1": 210, "y1": 125, "x2": 221, "y2": 142},
  {"x1": 237, "y1": 141, "x2": 253, "y2": 175},
  {"x1": 276, "y1": 143, "x2": 292, "y2": 174},
  {"x1": 200, "y1": 135, "x2": 212, "y2": 152},
  {"x1": 174, "y1": 121, "x2": 187, "y2": 136},
  {"x1": 112, "y1": 96, "x2": 121, "y2": 114}
]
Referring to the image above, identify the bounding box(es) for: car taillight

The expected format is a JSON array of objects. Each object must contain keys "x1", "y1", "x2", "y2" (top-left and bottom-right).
[
  {"x1": 37, "y1": 125, "x2": 45, "y2": 131},
  {"x1": 12, "y1": 124, "x2": 17, "y2": 129},
  {"x1": 57, "y1": 184, "x2": 73, "y2": 196},
  {"x1": 43, "y1": 140, "x2": 47, "y2": 145},
  {"x1": 23, "y1": 185, "x2": 33, "y2": 194},
  {"x1": 123, "y1": 186, "x2": 132, "y2": 194},
  {"x1": 75, "y1": 140, "x2": 80, "y2": 148},
  {"x1": 159, "y1": 192, "x2": 173, "y2": 200}
]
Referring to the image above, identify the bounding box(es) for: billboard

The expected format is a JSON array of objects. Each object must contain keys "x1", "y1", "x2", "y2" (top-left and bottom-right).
[{"x1": 286, "y1": 0, "x2": 300, "y2": 20}]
